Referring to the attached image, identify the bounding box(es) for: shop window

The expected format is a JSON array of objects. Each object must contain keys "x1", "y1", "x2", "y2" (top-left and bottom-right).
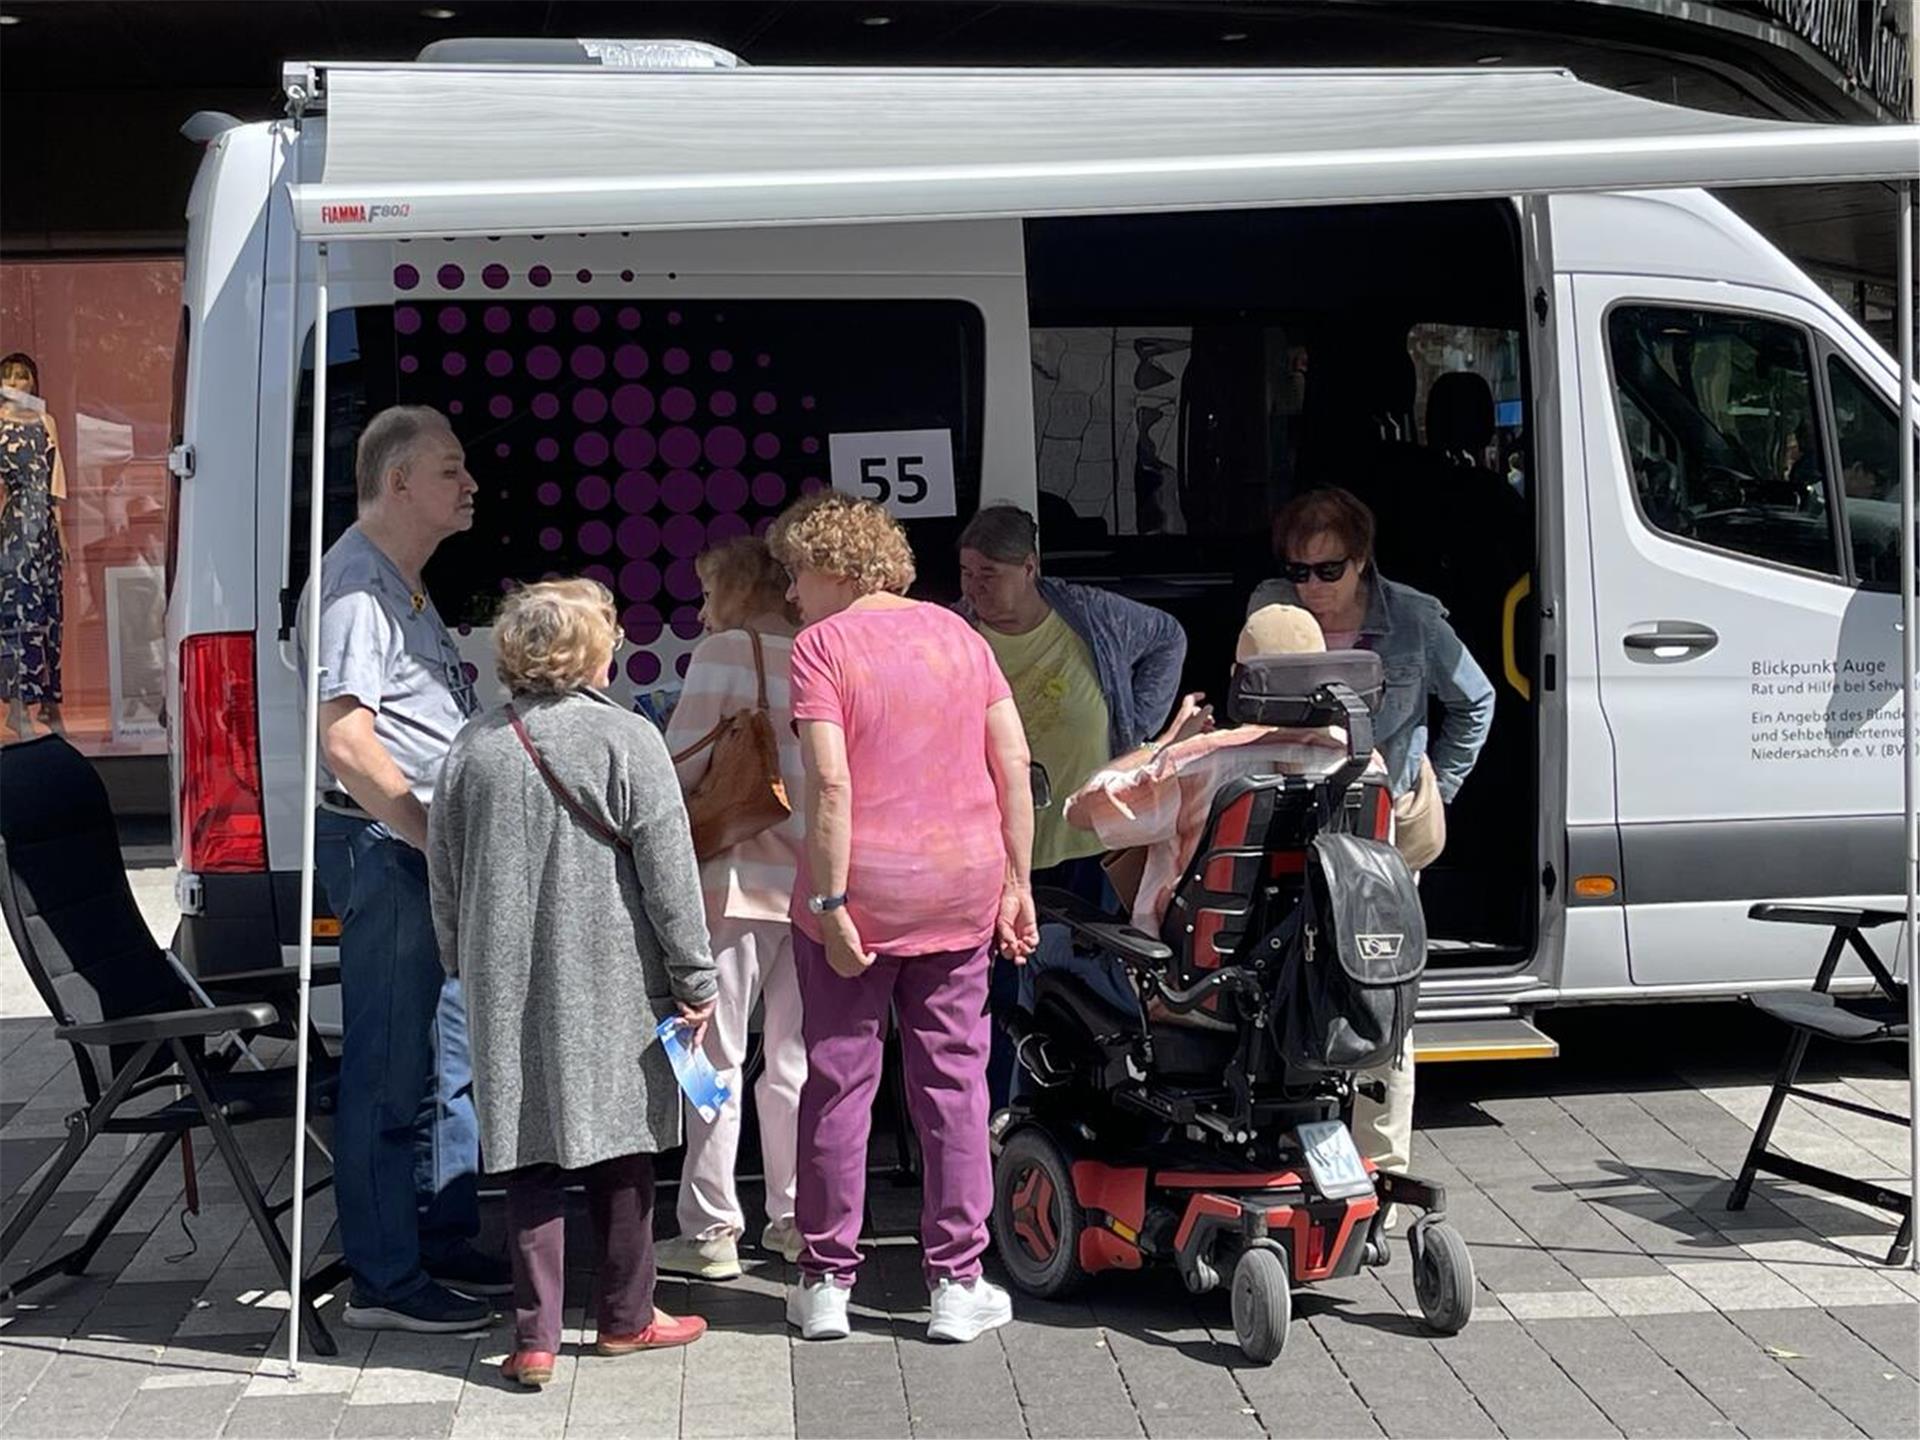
[
  {"x1": 1826, "y1": 354, "x2": 1915, "y2": 591},
  {"x1": 1607, "y1": 304, "x2": 1842, "y2": 578},
  {"x1": 1, "y1": 257, "x2": 184, "y2": 755}
]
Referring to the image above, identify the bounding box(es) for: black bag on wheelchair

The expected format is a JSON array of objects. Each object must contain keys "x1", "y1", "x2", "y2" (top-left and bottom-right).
[{"x1": 1269, "y1": 831, "x2": 1426, "y2": 1072}]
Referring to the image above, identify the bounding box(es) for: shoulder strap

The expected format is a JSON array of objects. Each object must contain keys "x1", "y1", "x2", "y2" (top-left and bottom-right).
[
  {"x1": 505, "y1": 703, "x2": 631, "y2": 853},
  {"x1": 668, "y1": 630, "x2": 769, "y2": 764},
  {"x1": 746, "y1": 628, "x2": 770, "y2": 710}
]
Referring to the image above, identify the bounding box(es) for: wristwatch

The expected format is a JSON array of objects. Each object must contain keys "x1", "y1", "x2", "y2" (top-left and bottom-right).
[{"x1": 807, "y1": 892, "x2": 849, "y2": 915}]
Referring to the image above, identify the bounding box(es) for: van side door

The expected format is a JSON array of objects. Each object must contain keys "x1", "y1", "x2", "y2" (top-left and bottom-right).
[{"x1": 1571, "y1": 273, "x2": 1902, "y2": 988}]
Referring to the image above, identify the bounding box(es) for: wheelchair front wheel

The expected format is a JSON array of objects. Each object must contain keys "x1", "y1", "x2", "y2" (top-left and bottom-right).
[
  {"x1": 1412, "y1": 1220, "x2": 1475, "y2": 1334},
  {"x1": 1230, "y1": 1247, "x2": 1291, "y2": 1364},
  {"x1": 991, "y1": 1126, "x2": 1088, "y2": 1299}
]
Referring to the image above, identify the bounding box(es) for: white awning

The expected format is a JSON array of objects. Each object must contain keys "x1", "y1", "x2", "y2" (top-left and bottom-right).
[{"x1": 289, "y1": 63, "x2": 1920, "y2": 240}]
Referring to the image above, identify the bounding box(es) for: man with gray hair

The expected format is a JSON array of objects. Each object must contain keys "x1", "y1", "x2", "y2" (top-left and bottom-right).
[{"x1": 299, "y1": 403, "x2": 506, "y2": 1331}]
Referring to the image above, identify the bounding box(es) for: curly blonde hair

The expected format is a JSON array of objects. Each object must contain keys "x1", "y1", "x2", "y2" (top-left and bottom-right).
[
  {"x1": 696, "y1": 536, "x2": 798, "y2": 627},
  {"x1": 494, "y1": 578, "x2": 619, "y2": 695},
  {"x1": 767, "y1": 492, "x2": 916, "y2": 596}
]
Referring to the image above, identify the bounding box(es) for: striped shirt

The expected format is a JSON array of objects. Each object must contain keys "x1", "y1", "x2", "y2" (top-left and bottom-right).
[{"x1": 663, "y1": 628, "x2": 805, "y2": 924}]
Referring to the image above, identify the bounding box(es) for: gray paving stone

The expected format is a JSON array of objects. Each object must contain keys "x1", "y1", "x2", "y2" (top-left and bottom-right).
[
  {"x1": 1, "y1": 1348, "x2": 150, "y2": 1437},
  {"x1": 1307, "y1": 1305, "x2": 1500, "y2": 1440},
  {"x1": 791, "y1": 1339, "x2": 911, "y2": 1439},
  {"x1": 335, "y1": 1400, "x2": 456, "y2": 1438},
  {"x1": 0, "y1": 1340, "x2": 58, "y2": 1421},
  {"x1": 108, "y1": 1377, "x2": 246, "y2": 1438},
  {"x1": 994, "y1": 1305, "x2": 1143, "y2": 1440},
  {"x1": 896, "y1": 1331, "x2": 1026, "y2": 1438},
  {"x1": 1211, "y1": 1311, "x2": 1383, "y2": 1439},
  {"x1": 220, "y1": 1391, "x2": 352, "y2": 1438},
  {"x1": 1520, "y1": 1316, "x2": 1737, "y2": 1439},
  {"x1": 1623, "y1": 1311, "x2": 1860, "y2": 1440},
  {"x1": 1725, "y1": 1304, "x2": 1920, "y2": 1439},
  {"x1": 678, "y1": 1326, "x2": 793, "y2": 1439},
  {"x1": 1425, "y1": 1305, "x2": 1619, "y2": 1439},
  {"x1": 1826, "y1": 1302, "x2": 1920, "y2": 1380}
]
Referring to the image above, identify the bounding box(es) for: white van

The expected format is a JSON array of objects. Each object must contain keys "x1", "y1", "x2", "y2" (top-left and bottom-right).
[{"x1": 166, "y1": 49, "x2": 1914, "y2": 1055}]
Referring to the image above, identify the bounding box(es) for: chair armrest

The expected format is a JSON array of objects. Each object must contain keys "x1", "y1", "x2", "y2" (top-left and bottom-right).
[
  {"x1": 1034, "y1": 886, "x2": 1172, "y2": 966},
  {"x1": 55, "y1": 1001, "x2": 279, "y2": 1048},
  {"x1": 1749, "y1": 904, "x2": 1901, "y2": 930},
  {"x1": 201, "y1": 962, "x2": 342, "y2": 997}
]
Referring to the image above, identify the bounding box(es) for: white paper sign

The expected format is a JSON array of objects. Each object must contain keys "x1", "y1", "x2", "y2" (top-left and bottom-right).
[{"x1": 828, "y1": 428, "x2": 957, "y2": 519}]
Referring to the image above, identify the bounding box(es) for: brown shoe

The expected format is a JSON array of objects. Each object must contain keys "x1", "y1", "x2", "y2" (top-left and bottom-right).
[{"x1": 595, "y1": 1309, "x2": 708, "y2": 1354}]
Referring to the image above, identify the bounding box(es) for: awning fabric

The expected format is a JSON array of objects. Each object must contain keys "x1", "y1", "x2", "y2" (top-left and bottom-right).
[{"x1": 291, "y1": 63, "x2": 1920, "y2": 240}]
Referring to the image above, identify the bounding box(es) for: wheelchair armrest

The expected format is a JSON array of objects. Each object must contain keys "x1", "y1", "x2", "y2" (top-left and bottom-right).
[
  {"x1": 200, "y1": 961, "x2": 342, "y2": 997},
  {"x1": 55, "y1": 1001, "x2": 279, "y2": 1048},
  {"x1": 1034, "y1": 886, "x2": 1173, "y2": 967},
  {"x1": 1750, "y1": 903, "x2": 1901, "y2": 930}
]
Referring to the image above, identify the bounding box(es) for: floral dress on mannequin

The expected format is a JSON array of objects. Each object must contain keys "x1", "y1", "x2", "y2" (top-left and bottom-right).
[{"x1": 0, "y1": 407, "x2": 64, "y2": 736}]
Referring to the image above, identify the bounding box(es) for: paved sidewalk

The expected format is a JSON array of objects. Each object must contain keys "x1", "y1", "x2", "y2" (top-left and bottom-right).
[{"x1": 2, "y1": 962, "x2": 1914, "y2": 1437}]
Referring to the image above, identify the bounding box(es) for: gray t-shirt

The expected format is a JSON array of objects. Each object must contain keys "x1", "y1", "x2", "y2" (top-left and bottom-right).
[{"x1": 298, "y1": 526, "x2": 478, "y2": 805}]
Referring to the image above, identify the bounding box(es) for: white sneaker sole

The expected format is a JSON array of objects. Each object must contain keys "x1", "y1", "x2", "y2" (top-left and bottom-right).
[
  {"x1": 927, "y1": 1296, "x2": 1013, "y2": 1343},
  {"x1": 656, "y1": 1246, "x2": 743, "y2": 1281},
  {"x1": 785, "y1": 1294, "x2": 851, "y2": 1340}
]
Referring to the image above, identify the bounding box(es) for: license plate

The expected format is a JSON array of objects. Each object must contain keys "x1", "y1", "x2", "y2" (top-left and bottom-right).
[{"x1": 1296, "y1": 1119, "x2": 1374, "y2": 1199}]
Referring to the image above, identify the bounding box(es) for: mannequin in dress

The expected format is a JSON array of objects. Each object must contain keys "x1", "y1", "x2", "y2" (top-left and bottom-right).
[{"x1": 0, "y1": 352, "x2": 67, "y2": 741}]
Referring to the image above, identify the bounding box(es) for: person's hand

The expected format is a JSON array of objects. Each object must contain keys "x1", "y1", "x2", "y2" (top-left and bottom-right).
[
  {"x1": 677, "y1": 996, "x2": 716, "y2": 1050},
  {"x1": 996, "y1": 881, "x2": 1040, "y2": 963},
  {"x1": 822, "y1": 909, "x2": 876, "y2": 979},
  {"x1": 1159, "y1": 692, "x2": 1214, "y2": 748}
]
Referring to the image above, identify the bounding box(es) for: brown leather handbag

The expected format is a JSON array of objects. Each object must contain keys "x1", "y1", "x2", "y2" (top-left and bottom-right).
[{"x1": 670, "y1": 630, "x2": 792, "y2": 861}]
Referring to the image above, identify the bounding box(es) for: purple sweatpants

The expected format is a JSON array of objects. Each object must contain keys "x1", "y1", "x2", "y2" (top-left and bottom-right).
[
  {"x1": 505, "y1": 1153, "x2": 657, "y2": 1353},
  {"x1": 793, "y1": 928, "x2": 993, "y2": 1288}
]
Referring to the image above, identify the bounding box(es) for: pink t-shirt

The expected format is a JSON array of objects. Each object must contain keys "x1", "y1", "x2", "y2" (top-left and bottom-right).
[{"x1": 788, "y1": 600, "x2": 1012, "y2": 955}]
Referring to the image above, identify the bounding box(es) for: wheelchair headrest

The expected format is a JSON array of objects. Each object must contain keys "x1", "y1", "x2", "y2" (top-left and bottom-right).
[{"x1": 1226, "y1": 651, "x2": 1384, "y2": 728}]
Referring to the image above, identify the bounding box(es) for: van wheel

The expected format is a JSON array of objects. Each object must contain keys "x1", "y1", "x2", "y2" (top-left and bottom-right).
[
  {"x1": 1412, "y1": 1221, "x2": 1475, "y2": 1334},
  {"x1": 1230, "y1": 1248, "x2": 1291, "y2": 1364},
  {"x1": 991, "y1": 1126, "x2": 1087, "y2": 1299}
]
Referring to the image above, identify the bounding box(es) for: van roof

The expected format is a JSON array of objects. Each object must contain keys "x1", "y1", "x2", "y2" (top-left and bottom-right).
[{"x1": 285, "y1": 63, "x2": 1920, "y2": 241}]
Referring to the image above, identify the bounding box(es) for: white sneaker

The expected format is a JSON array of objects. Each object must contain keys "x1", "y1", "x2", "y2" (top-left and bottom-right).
[
  {"x1": 927, "y1": 1277, "x2": 1012, "y2": 1343},
  {"x1": 656, "y1": 1232, "x2": 742, "y2": 1280},
  {"x1": 786, "y1": 1277, "x2": 852, "y2": 1340},
  {"x1": 761, "y1": 1217, "x2": 804, "y2": 1264}
]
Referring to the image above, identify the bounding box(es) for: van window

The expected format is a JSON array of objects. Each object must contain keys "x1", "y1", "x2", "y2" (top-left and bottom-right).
[
  {"x1": 1825, "y1": 355, "x2": 1911, "y2": 591},
  {"x1": 1407, "y1": 323, "x2": 1527, "y2": 494},
  {"x1": 1607, "y1": 305, "x2": 1841, "y2": 577},
  {"x1": 291, "y1": 298, "x2": 985, "y2": 646}
]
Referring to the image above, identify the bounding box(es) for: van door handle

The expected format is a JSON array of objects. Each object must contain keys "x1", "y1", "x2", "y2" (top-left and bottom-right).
[{"x1": 1622, "y1": 622, "x2": 1719, "y2": 660}]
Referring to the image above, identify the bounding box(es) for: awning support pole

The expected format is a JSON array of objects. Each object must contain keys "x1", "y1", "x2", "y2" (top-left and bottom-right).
[
  {"x1": 1900, "y1": 177, "x2": 1917, "y2": 1274},
  {"x1": 288, "y1": 242, "x2": 330, "y2": 1371}
]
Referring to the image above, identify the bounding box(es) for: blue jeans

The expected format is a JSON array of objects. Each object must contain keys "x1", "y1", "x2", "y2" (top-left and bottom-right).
[
  {"x1": 987, "y1": 856, "x2": 1118, "y2": 1110},
  {"x1": 314, "y1": 811, "x2": 480, "y2": 1304}
]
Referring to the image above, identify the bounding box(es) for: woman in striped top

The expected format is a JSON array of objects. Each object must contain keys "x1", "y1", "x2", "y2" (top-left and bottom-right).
[{"x1": 657, "y1": 537, "x2": 808, "y2": 1280}]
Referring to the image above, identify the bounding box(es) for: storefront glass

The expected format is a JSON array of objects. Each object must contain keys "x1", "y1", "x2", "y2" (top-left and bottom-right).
[{"x1": 0, "y1": 257, "x2": 182, "y2": 756}]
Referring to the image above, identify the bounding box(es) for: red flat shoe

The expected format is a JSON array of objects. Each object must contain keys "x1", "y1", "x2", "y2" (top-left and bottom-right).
[
  {"x1": 595, "y1": 1309, "x2": 708, "y2": 1354},
  {"x1": 501, "y1": 1349, "x2": 556, "y2": 1388}
]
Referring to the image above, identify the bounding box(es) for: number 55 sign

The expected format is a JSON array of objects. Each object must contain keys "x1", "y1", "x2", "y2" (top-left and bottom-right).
[{"x1": 827, "y1": 429, "x2": 958, "y2": 519}]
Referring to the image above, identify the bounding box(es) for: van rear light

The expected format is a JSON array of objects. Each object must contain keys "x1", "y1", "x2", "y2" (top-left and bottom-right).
[{"x1": 180, "y1": 632, "x2": 266, "y2": 872}]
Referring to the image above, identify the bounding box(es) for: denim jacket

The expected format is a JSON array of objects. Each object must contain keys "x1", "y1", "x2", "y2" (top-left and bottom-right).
[
  {"x1": 957, "y1": 577, "x2": 1187, "y2": 758},
  {"x1": 1245, "y1": 572, "x2": 1493, "y2": 802}
]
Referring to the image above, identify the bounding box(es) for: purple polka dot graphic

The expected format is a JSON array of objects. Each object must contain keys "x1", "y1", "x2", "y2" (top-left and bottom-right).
[
  {"x1": 627, "y1": 651, "x2": 661, "y2": 686},
  {"x1": 442, "y1": 353, "x2": 467, "y2": 377},
  {"x1": 752, "y1": 432, "x2": 780, "y2": 460},
  {"x1": 539, "y1": 526, "x2": 562, "y2": 552},
  {"x1": 576, "y1": 268, "x2": 593, "y2": 284},
  {"x1": 529, "y1": 306, "x2": 556, "y2": 333},
  {"x1": 489, "y1": 395, "x2": 512, "y2": 419},
  {"x1": 527, "y1": 346, "x2": 561, "y2": 381},
  {"x1": 438, "y1": 307, "x2": 466, "y2": 335},
  {"x1": 802, "y1": 395, "x2": 816, "y2": 410},
  {"x1": 706, "y1": 428, "x2": 747, "y2": 469},
  {"x1": 484, "y1": 306, "x2": 511, "y2": 333},
  {"x1": 612, "y1": 384, "x2": 654, "y2": 426},
  {"x1": 577, "y1": 520, "x2": 613, "y2": 556},
  {"x1": 614, "y1": 345, "x2": 649, "y2": 380},
  {"x1": 570, "y1": 346, "x2": 606, "y2": 381},
  {"x1": 801, "y1": 476, "x2": 828, "y2": 496},
  {"x1": 400, "y1": 355, "x2": 419, "y2": 374},
  {"x1": 532, "y1": 392, "x2": 559, "y2": 420},
  {"x1": 394, "y1": 264, "x2": 420, "y2": 291},
  {"x1": 756, "y1": 353, "x2": 771, "y2": 368},
  {"x1": 614, "y1": 428, "x2": 657, "y2": 469},
  {"x1": 671, "y1": 607, "x2": 703, "y2": 641},
  {"x1": 618, "y1": 307, "x2": 641, "y2": 330},
  {"x1": 707, "y1": 467, "x2": 748, "y2": 511},
  {"x1": 617, "y1": 513, "x2": 660, "y2": 558},
  {"x1": 496, "y1": 442, "x2": 512, "y2": 459},
  {"x1": 529, "y1": 264, "x2": 552, "y2": 288},
  {"x1": 751, "y1": 473, "x2": 787, "y2": 507},
  {"x1": 752, "y1": 517, "x2": 776, "y2": 538},
  {"x1": 660, "y1": 467, "x2": 702, "y2": 512},
  {"x1": 573, "y1": 389, "x2": 608, "y2": 424},
  {"x1": 620, "y1": 563, "x2": 661, "y2": 603},
  {"x1": 395, "y1": 307, "x2": 421, "y2": 335},
  {"x1": 437, "y1": 264, "x2": 465, "y2": 290},
  {"x1": 664, "y1": 348, "x2": 690, "y2": 376},
  {"x1": 801, "y1": 436, "x2": 820, "y2": 454},
  {"x1": 661, "y1": 388, "x2": 696, "y2": 424},
  {"x1": 448, "y1": 399, "x2": 464, "y2": 415},
  {"x1": 575, "y1": 432, "x2": 610, "y2": 467},
  {"x1": 675, "y1": 652, "x2": 693, "y2": 678},
  {"x1": 537, "y1": 481, "x2": 562, "y2": 506},
  {"x1": 709, "y1": 394, "x2": 737, "y2": 421},
  {"x1": 486, "y1": 350, "x2": 513, "y2": 377},
  {"x1": 573, "y1": 305, "x2": 600, "y2": 333},
  {"x1": 536, "y1": 437, "x2": 559, "y2": 463},
  {"x1": 621, "y1": 602, "x2": 663, "y2": 644},
  {"x1": 668, "y1": 311, "x2": 683, "y2": 326},
  {"x1": 462, "y1": 661, "x2": 479, "y2": 683},
  {"x1": 660, "y1": 430, "x2": 702, "y2": 471},
  {"x1": 753, "y1": 392, "x2": 776, "y2": 416},
  {"x1": 663, "y1": 515, "x2": 706, "y2": 558},
  {"x1": 615, "y1": 474, "x2": 659, "y2": 517},
  {"x1": 707, "y1": 513, "x2": 750, "y2": 545},
  {"x1": 709, "y1": 350, "x2": 734, "y2": 373},
  {"x1": 482, "y1": 263, "x2": 509, "y2": 290},
  {"x1": 583, "y1": 563, "x2": 616, "y2": 590},
  {"x1": 458, "y1": 623, "x2": 473, "y2": 637},
  {"x1": 576, "y1": 474, "x2": 610, "y2": 510},
  {"x1": 666, "y1": 558, "x2": 702, "y2": 601}
]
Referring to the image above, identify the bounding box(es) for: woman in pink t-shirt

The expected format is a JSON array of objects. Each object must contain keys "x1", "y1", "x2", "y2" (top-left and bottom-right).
[{"x1": 768, "y1": 493, "x2": 1038, "y2": 1347}]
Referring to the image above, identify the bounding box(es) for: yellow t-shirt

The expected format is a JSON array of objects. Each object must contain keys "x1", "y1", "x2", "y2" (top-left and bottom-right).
[{"x1": 980, "y1": 609, "x2": 1111, "y2": 871}]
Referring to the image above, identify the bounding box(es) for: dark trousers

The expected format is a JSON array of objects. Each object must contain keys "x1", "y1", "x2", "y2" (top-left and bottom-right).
[
  {"x1": 988, "y1": 855, "x2": 1116, "y2": 1111},
  {"x1": 505, "y1": 1154, "x2": 658, "y2": 1353}
]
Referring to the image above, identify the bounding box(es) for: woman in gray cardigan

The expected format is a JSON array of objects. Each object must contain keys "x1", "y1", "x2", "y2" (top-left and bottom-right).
[{"x1": 428, "y1": 579, "x2": 718, "y2": 1388}]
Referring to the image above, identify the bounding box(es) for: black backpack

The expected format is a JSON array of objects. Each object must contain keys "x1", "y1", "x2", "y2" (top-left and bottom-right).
[{"x1": 1268, "y1": 832, "x2": 1426, "y2": 1072}]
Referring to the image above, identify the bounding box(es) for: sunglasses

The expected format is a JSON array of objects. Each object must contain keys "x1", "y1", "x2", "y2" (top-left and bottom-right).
[{"x1": 1281, "y1": 558, "x2": 1354, "y2": 585}]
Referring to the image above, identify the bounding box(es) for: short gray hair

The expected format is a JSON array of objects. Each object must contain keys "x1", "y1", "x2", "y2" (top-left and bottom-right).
[
  {"x1": 355, "y1": 405, "x2": 450, "y2": 507},
  {"x1": 957, "y1": 505, "x2": 1038, "y2": 564}
]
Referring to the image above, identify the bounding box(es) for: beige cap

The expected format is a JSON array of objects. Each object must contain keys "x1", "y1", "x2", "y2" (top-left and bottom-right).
[{"x1": 1236, "y1": 603, "x2": 1326, "y2": 663}]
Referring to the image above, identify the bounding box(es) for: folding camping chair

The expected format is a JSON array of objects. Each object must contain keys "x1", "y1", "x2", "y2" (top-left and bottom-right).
[
  {"x1": 0, "y1": 735, "x2": 347, "y2": 1355},
  {"x1": 1727, "y1": 903, "x2": 1911, "y2": 1266}
]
